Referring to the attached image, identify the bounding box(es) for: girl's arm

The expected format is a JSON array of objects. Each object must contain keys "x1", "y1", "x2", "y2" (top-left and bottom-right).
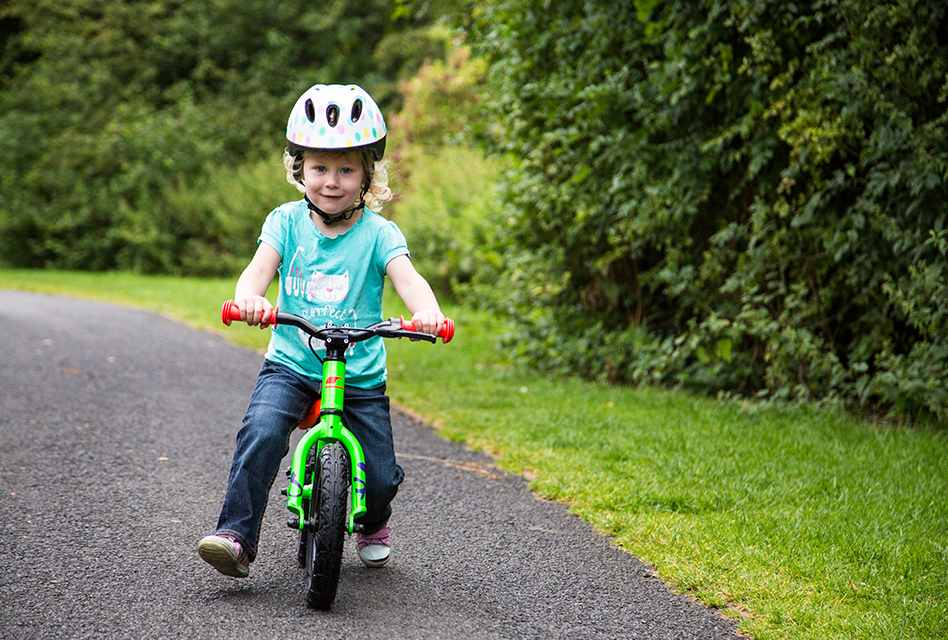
[
  {"x1": 386, "y1": 255, "x2": 444, "y2": 336},
  {"x1": 234, "y1": 242, "x2": 282, "y2": 326}
]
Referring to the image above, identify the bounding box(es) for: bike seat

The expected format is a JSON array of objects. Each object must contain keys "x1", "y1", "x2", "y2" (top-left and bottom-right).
[{"x1": 299, "y1": 398, "x2": 321, "y2": 430}]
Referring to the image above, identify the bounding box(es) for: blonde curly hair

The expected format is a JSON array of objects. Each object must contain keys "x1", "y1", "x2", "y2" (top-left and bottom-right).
[{"x1": 283, "y1": 148, "x2": 393, "y2": 212}]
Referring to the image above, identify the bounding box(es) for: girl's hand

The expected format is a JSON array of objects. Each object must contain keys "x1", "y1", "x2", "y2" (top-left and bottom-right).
[
  {"x1": 236, "y1": 295, "x2": 274, "y2": 328},
  {"x1": 409, "y1": 310, "x2": 445, "y2": 338}
]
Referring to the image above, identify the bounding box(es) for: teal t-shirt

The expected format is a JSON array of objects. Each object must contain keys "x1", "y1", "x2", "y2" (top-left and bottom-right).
[{"x1": 258, "y1": 200, "x2": 410, "y2": 388}]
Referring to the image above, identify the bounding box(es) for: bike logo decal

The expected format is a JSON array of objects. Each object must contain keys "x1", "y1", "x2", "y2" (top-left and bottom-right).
[
  {"x1": 354, "y1": 462, "x2": 367, "y2": 499},
  {"x1": 325, "y1": 376, "x2": 344, "y2": 390},
  {"x1": 287, "y1": 471, "x2": 303, "y2": 498}
]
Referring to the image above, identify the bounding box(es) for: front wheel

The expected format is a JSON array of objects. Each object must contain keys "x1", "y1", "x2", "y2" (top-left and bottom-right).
[{"x1": 303, "y1": 442, "x2": 350, "y2": 609}]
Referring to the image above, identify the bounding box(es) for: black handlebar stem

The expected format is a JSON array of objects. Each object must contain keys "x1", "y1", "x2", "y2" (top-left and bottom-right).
[{"x1": 274, "y1": 314, "x2": 438, "y2": 345}]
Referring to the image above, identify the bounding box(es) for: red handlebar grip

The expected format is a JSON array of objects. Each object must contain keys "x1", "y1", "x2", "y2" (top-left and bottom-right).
[
  {"x1": 441, "y1": 318, "x2": 455, "y2": 344},
  {"x1": 221, "y1": 300, "x2": 241, "y2": 326},
  {"x1": 221, "y1": 300, "x2": 278, "y2": 327},
  {"x1": 400, "y1": 316, "x2": 455, "y2": 344}
]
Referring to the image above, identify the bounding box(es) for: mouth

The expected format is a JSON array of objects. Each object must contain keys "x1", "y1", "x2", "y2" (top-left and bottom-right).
[
  {"x1": 309, "y1": 193, "x2": 363, "y2": 219},
  {"x1": 318, "y1": 193, "x2": 350, "y2": 204}
]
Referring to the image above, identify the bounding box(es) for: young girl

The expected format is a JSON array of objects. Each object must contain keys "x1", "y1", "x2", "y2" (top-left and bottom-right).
[{"x1": 199, "y1": 84, "x2": 444, "y2": 578}]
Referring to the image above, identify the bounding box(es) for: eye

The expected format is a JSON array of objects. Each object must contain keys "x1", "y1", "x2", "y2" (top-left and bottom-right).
[
  {"x1": 304, "y1": 99, "x2": 316, "y2": 123},
  {"x1": 326, "y1": 104, "x2": 340, "y2": 127},
  {"x1": 351, "y1": 99, "x2": 363, "y2": 123}
]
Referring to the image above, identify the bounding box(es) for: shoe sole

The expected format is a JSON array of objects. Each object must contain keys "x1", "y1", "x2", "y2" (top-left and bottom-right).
[
  {"x1": 357, "y1": 547, "x2": 391, "y2": 568},
  {"x1": 198, "y1": 537, "x2": 250, "y2": 578}
]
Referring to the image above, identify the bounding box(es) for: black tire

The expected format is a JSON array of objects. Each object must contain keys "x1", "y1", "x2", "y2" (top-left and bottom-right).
[{"x1": 303, "y1": 442, "x2": 350, "y2": 610}]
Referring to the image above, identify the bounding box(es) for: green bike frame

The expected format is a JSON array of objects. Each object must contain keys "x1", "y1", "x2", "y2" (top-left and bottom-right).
[{"x1": 285, "y1": 351, "x2": 368, "y2": 535}]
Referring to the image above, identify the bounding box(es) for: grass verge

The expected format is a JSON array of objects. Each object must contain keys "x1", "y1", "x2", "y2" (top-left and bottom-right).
[{"x1": 3, "y1": 269, "x2": 946, "y2": 640}]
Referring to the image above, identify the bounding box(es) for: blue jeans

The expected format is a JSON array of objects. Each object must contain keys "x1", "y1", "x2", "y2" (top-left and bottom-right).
[{"x1": 214, "y1": 360, "x2": 404, "y2": 562}]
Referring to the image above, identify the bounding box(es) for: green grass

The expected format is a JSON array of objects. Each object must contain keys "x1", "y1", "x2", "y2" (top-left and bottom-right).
[{"x1": 3, "y1": 268, "x2": 947, "y2": 640}]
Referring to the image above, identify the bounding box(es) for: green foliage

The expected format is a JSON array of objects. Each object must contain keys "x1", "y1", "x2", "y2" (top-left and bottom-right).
[
  {"x1": 386, "y1": 42, "x2": 504, "y2": 298},
  {"x1": 390, "y1": 144, "x2": 502, "y2": 297},
  {"x1": 113, "y1": 154, "x2": 301, "y2": 276},
  {"x1": 466, "y1": 0, "x2": 948, "y2": 425},
  {"x1": 390, "y1": 41, "x2": 489, "y2": 146},
  {"x1": 0, "y1": 0, "x2": 446, "y2": 274}
]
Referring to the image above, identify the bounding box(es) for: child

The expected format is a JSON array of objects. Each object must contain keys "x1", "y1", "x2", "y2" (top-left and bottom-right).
[{"x1": 198, "y1": 84, "x2": 444, "y2": 578}]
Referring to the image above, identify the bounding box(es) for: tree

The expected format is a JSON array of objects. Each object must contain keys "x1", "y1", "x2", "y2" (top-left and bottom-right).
[{"x1": 0, "y1": 0, "x2": 446, "y2": 272}]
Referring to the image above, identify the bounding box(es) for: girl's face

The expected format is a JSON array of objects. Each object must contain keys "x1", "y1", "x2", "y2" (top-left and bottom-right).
[{"x1": 302, "y1": 152, "x2": 366, "y2": 216}]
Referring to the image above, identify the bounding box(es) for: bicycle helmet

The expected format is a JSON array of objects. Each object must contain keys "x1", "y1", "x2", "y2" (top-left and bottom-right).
[{"x1": 286, "y1": 84, "x2": 386, "y2": 160}]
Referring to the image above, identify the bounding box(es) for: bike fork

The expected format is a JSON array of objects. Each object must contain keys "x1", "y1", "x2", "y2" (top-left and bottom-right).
[
  {"x1": 284, "y1": 425, "x2": 368, "y2": 534},
  {"x1": 284, "y1": 352, "x2": 368, "y2": 535}
]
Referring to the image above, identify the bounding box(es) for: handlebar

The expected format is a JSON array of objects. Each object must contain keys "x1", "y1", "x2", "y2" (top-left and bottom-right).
[{"x1": 221, "y1": 300, "x2": 454, "y2": 344}]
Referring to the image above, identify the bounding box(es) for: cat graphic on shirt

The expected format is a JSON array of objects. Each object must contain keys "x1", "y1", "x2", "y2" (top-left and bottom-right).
[
  {"x1": 301, "y1": 270, "x2": 355, "y2": 354},
  {"x1": 307, "y1": 271, "x2": 349, "y2": 303}
]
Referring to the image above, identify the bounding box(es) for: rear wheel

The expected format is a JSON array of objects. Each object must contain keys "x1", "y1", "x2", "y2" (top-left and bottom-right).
[{"x1": 303, "y1": 442, "x2": 350, "y2": 610}]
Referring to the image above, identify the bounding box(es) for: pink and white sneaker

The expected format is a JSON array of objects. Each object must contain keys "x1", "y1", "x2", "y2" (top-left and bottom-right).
[
  {"x1": 356, "y1": 526, "x2": 391, "y2": 567},
  {"x1": 198, "y1": 534, "x2": 251, "y2": 578}
]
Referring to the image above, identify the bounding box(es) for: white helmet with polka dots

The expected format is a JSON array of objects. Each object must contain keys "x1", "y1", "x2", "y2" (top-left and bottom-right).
[{"x1": 285, "y1": 84, "x2": 386, "y2": 160}]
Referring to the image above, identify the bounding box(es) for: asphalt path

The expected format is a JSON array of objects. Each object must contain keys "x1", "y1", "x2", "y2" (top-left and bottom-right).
[{"x1": 0, "y1": 291, "x2": 741, "y2": 640}]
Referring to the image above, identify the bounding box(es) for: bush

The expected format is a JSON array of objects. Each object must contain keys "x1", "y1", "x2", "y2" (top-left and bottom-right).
[
  {"x1": 385, "y1": 42, "x2": 503, "y2": 300},
  {"x1": 112, "y1": 154, "x2": 300, "y2": 276},
  {"x1": 466, "y1": 0, "x2": 948, "y2": 425},
  {"x1": 389, "y1": 144, "x2": 502, "y2": 298}
]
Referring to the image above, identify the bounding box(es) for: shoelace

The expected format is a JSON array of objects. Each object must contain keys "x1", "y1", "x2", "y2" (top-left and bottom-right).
[
  {"x1": 222, "y1": 535, "x2": 250, "y2": 567},
  {"x1": 357, "y1": 527, "x2": 390, "y2": 550}
]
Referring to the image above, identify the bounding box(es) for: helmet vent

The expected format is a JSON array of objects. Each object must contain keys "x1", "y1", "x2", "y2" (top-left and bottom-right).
[
  {"x1": 304, "y1": 99, "x2": 316, "y2": 123},
  {"x1": 326, "y1": 104, "x2": 340, "y2": 128},
  {"x1": 351, "y1": 99, "x2": 363, "y2": 123}
]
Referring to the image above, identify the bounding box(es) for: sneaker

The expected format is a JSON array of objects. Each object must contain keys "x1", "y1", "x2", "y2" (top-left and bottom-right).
[
  {"x1": 357, "y1": 526, "x2": 391, "y2": 568},
  {"x1": 198, "y1": 534, "x2": 250, "y2": 578}
]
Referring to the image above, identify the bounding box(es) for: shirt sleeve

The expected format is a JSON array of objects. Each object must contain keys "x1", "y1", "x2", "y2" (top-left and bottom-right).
[
  {"x1": 259, "y1": 205, "x2": 288, "y2": 258},
  {"x1": 376, "y1": 218, "x2": 410, "y2": 274}
]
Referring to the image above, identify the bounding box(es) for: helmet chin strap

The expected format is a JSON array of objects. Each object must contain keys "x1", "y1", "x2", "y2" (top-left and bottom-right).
[
  {"x1": 303, "y1": 183, "x2": 369, "y2": 226},
  {"x1": 304, "y1": 194, "x2": 364, "y2": 226}
]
